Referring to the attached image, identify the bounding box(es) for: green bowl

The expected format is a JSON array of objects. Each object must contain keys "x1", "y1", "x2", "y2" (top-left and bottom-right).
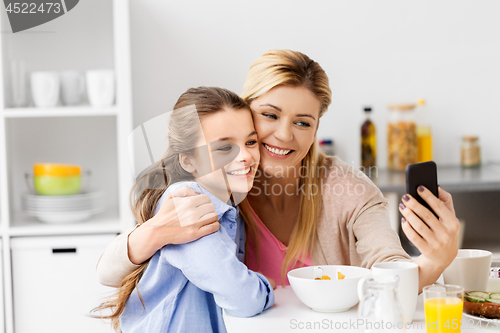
[{"x1": 34, "y1": 175, "x2": 81, "y2": 196}]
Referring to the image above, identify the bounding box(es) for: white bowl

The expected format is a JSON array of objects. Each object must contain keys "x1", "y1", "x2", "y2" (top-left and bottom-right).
[{"x1": 288, "y1": 265, "x2": 372, "y2": 313}]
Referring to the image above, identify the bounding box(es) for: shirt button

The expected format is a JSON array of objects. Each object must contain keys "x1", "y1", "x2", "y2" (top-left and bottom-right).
[{"x1": 229, "y1": 224, "x2": 233, "y2": 229}]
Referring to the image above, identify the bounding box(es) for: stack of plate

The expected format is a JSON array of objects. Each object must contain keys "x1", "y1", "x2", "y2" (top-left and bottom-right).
[{"x1": 21, "y1": 190, "x2": 105, "y2": 224}]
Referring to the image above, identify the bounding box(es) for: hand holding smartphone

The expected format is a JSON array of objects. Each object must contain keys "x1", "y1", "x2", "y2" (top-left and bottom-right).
[{"x1": 405, "y1": 161, "x2": 439, "y2": 218}]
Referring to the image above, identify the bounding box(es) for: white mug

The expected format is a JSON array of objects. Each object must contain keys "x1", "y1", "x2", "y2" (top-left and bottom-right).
[
  {"x1": 60, "y1": 71, "x2": 85, "y2": 105},
  {"x1": 86, "y1": 70, "x2": 115, "y2": 107},
  {"x1": 371, "y1": 261, "x2": 419, "y2": 323},
  {"x1": 443, "y1": 249, "x2": 492, "y2": 291},
  {"x1": 30, "y1": 71, "x2": 60, "y2": 108}
]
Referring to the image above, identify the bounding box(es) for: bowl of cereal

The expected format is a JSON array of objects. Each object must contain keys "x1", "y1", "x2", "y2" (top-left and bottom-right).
[{"x1": 288, "y1": 265, "x2": 371, "y2": 312}]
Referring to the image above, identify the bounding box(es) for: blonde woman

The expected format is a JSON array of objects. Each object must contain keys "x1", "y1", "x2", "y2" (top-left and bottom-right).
[{"x1": 97, "y1": 50, "x2": 460, "y2": 292}]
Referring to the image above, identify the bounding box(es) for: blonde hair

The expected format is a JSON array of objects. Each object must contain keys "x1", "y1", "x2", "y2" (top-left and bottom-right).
[
  {"x1": 241, "y1": 49, "x2": 332, "y2": 281},
  {"x1": 93, "y1": 87, "x2": 251, "y2": 332}
]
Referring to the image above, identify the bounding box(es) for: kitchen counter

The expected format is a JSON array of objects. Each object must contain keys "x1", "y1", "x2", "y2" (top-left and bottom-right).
[{"x1": 370, "y1": 163, "x2": 500, "y2": 193}]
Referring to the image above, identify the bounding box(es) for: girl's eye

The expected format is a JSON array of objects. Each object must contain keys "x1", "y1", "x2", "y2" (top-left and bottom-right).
[
  {"x1": 262, "y1": 113, "x2": 278, "y2": 120},
  {"x1": 246, "y1": 140, "x2": 257, "y2": 146},
  {"x1": 216, "y1": 146, "x2": 232, "y2": 152},
  {"x1": 296, "y1": 121, "x2": 311, "y2": 127}
]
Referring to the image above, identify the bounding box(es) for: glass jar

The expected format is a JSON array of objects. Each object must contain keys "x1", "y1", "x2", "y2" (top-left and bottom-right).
[
  {"x1": 358, "y1": 275, "x2": 405, "y2": 333},
  {"x1": 387, "y1": 104, "x2": 417, "y2": 171},
  {"x1": 461, "y1": 136, "x2": 481, "y2": 168}
]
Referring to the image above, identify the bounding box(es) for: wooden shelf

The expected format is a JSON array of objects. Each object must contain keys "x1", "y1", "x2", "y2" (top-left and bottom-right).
[
  {"x1": 2, "y1": 106, "x2": 118, "y2": 118},
  {"x1": 8, "y1": 209, "x2": 121, "y2": 236}
]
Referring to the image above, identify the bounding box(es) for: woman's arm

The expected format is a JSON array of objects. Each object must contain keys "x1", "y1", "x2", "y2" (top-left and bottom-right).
[
  {"x1": 399, "y1": 186, "x2": 460, "y2": 293},
  {"x1": 96, "y1": 186, "x2": 220, "y2": 287}
]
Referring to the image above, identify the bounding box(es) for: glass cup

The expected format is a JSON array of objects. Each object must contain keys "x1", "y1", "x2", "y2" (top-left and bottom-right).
[{"x1": 423, "y1": 284, "x2": 464, "y2": 333}]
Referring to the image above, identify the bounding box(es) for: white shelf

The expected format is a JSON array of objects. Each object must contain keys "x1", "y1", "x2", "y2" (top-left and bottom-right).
[
  {"x1": 2, "y1": 106, "x2": 119, "y2": 118},
  {"x1": 8, "y1": 209, "x2": 121, "y2": 236}
]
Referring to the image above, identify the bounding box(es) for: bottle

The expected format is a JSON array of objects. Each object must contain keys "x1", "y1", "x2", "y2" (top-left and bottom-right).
[
  {"x1": 416, "y1": 99, "x2": 433, "y2": 163},
  {"x1": 361, "y1": 107, "x2": 376, "y2": 170},
  {"x1": 319, "y1": 139, "x2": 335, "y2": 156}
]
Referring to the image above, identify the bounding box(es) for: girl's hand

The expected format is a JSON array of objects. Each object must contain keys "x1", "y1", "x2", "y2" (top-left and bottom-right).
[
  {"x1": 128, "y1": 186, "x2": 220, "y2": 264},
  {"x1": 400, "y1": 186, "x2": 460, "y2": 291},
  {"x1": 257, "y1": 272, "x2": 276, "y2": 289}
]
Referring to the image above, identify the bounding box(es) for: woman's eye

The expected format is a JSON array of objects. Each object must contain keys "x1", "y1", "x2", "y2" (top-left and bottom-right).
[
  {"x1": 262, "y1": 113, "x2": 278, "y2": 120},
  {"x1": 216, "y1": 146, "x2": 232, "y2": 152},
  {"x1": 296, "y1": 121, "x2": 311, "y2": 127},
  {"x1": 246, "y1": 140, "x2": 257, "y2": 146}
]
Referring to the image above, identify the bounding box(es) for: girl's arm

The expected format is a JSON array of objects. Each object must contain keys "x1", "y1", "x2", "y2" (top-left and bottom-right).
[
  {"x1": 399, "y1": 186, "x2": 460, "y2": 293},
  {"x1": 163, "y1": 226, "x2": 274, "y2": 317},
  {"x1": 96, "y1": 186, "x2": 220, "y2": 287}
]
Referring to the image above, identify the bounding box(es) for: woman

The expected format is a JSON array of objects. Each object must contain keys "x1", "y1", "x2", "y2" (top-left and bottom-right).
[{"x1": 97, "y1": 49, "x2": 459, "y2": 292}]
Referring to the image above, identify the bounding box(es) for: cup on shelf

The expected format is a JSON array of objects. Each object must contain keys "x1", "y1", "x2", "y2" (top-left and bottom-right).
[
  {"x1": 60, "y1": 70, "x2": 85, "y2": 106},
  {"x1": 10, "y1": 59, "x2": 28, "y2": 108},
  {"x1": 30, "y1": 71, "x2": 60, "y2": 108},
  {"x1": 86, "y1": 70, "x2": 115, "y2": 107}
]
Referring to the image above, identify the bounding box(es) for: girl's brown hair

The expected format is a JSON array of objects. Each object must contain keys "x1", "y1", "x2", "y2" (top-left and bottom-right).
[
  {"x1": 240, "y1": 49, "x2": 332, "y2": 282},
  {"x1": 93, "y1": 87, "x2": 250, "y2": 332}
]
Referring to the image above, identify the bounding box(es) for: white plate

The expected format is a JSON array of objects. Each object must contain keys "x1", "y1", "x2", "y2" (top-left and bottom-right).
[
  {"x1": 35, "y1": 211, "x2": 93, "y2": 224},
  {"x1": 22, "y1": 193, "x2": 103, "y2": 204},
  {"x1": 28, "y1": 207, "x2": 105, "y2": 224},
  {"x1": 463, "y1": 312, "x2": 500, "y2": 324}
]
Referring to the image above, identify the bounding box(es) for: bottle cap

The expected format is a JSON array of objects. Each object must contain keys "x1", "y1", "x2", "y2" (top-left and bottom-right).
[{"x1": 463, "y1": 135, "x2": 479, "y2": 142}]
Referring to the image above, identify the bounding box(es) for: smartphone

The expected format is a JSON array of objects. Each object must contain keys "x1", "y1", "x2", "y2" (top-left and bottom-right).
[{"x1": 405, "y1": 161, "x2": 439, "y2": 218}]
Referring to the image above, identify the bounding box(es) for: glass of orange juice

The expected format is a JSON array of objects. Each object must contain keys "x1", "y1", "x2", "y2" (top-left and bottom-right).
[{"x1": 423, "y1": 284, "x2": 464, "y2": 333}]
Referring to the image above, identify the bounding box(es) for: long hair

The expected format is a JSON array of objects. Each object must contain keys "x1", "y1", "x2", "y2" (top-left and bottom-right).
[
  {"x1": 240, "y1": 49, "x2": 332, "y2": 282},
  {"x1": 93, "y1": 87, "x2": 250, "y2": 332}
]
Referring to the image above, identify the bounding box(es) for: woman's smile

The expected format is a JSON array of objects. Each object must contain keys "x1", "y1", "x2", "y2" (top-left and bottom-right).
[{"x1": 262, "y1": 143, "x2": 294, "y2": 159}]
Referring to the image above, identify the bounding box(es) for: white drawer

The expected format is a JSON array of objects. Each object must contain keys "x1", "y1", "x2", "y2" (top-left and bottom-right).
[{"x1": 11, "y1": 234, "x2": 116, "y2": 333}]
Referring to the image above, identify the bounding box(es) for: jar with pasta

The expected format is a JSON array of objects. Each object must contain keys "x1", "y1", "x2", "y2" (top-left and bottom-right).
[
  {"x1": 461, "y1": 136, "x2": 481, "y2": 168},
  {"x1": 387, "y1": 104, "x2": 417, "y2": 171}
]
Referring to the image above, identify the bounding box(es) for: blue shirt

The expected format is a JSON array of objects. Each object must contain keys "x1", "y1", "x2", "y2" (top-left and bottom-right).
[{"x1": 120, "y1": 181, "x2": 274, "y2": 333}]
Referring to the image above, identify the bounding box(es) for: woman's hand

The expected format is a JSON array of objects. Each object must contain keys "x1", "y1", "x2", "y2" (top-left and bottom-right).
[
  {"x1": 128, "y1": 186, "x2": 220, "y2": 264},
  {"x1": 399, "y1": 186, "x2": 460, "y2": 292}
]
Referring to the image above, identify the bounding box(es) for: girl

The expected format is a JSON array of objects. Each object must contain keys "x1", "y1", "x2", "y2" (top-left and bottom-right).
[{"x1": 95, "y1": 87, "x2": 274, "y2": 333}]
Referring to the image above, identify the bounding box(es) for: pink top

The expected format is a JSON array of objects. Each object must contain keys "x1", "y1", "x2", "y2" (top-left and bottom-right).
[{"x1": 245, "y1": 204, "x2": 312, "y2": 286}]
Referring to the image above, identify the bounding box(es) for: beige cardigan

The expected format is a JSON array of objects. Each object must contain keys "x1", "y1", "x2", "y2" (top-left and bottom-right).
[{"x1": 96, "y1": 156, "x2": 411, "y2": 287}]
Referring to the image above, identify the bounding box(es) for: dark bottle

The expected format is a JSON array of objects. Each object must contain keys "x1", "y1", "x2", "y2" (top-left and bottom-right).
[{"x1": 361, "y1": 107, "x2": 377, "y2": 170}]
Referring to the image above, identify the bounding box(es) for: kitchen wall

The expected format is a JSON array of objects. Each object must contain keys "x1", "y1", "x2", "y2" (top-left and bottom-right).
[
  {"x1": 127, "y1": 1, "x2": 500, "y2": 243},
  {"x1": 128, "y1": 0, "x2": 500, "y2": 167}
]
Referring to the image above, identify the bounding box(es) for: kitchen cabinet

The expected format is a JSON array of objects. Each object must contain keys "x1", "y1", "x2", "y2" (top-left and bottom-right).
[
  {"x1": 0, "y1": 1, "x2": 134, "y2": 332},
  {"x1": 11, "y1": 235, "x2": 115, "y2": 333}
]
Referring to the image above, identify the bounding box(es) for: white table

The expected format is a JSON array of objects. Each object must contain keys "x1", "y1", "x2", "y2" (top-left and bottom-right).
[{"x1": 224, "y1": 286, "x2": 500, "y2": 333}]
